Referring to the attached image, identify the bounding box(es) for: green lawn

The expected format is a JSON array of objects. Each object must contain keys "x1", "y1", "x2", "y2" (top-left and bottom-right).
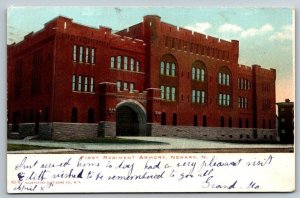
[
  {"x1": 7, "y1": 144, "x2": 62, "y2": 151},
  {"x1": 57, "y1": 137, "x2": 168, "y2": 144}
]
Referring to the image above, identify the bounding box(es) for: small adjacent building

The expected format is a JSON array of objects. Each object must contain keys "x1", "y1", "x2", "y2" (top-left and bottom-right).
[{"x1": 277, "y1": 99, "x2": 294, "y2": 143}]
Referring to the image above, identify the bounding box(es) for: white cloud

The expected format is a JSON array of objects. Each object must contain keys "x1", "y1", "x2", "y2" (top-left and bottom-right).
[
  {"x1": 261, "y1": 24, "x2": 274, "y2": 32},
  {"x1": 218, "y1": 23, "x2": 243, "y2": 33},
  {"x1": 269, "y1": 24, "x2": 293, "y2": 41},
  {"x1": 217, "y1": 23, "x2": 274, "y2": 39},
  {"x1": 240, "y1": 28, "x2": 259, "y2": 38},
  {"x1": 185, "y1": 22, "x2": 212, "y2": 34}
]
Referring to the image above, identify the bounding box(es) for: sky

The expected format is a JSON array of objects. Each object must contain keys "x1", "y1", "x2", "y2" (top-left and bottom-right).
[{"x1": 7, "y1": 7, "x2": 294, "y2": 103}]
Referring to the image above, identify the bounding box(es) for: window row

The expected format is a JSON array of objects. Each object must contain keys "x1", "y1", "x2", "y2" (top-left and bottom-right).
[
  {"x1": 11, "y1": 108, "x2": 49, "y2": 125},
  {"x1": 238, "y1": 97, "x2": 248, "y2": 109},
  {"x1": 238, "y1": 78, "x2": 251, "y2": 90},
  {"x1": 111, "y1": 56, "x2": 140, "y2": 72},
  {"x1": 164, "y1": 36, "x2": 230, "y2": 61},
  {"x1": 72, "y1": 75, "x2": 94, "y2": 93},
  {"x1": 218, "y1": 93, "x2": 230, "y2": 106},
  {"x1": 160, "y1": 61, "x2": 176, "y2": 76},
  {"x1": 161, "y1": 86, "x2": 176, "y2": 101},
  {"x1": 220, "y1": 116, "x2": 250, "y2": 128},
  {"x1": 191, "y1": 67, "x2": 205, "y2": 81},
  {"x1": 191, "y1": 90, "x2": 206, "y2": 104},
  {"x1": 71, "y1": 107, "x2": 95, "y2": 123},
  {"x1": 218, "y1": 73, "x2": 230, "y2": 85},
  {"x1": 73, "y1": 45, "x2": 95, "y2": 64},
  {"x1": 116, "y1": 81, "x2": 135, "y2": 92}
]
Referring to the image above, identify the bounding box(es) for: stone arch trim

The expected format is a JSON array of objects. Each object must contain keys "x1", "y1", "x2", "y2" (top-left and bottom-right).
[{"x1": 116, "y1": 99, "x2": 146, "y2": 114}]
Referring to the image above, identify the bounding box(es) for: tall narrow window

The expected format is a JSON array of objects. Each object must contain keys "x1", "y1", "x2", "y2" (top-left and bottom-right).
[
  {"x1": 226, "y1": 74, "x2": 229, "y2": 85},
  {"x1": 72, "y1": 74, "x2": 76, "y2": 91},
  {"x1": 227, "y1": 95, "x2": 230, "y2": 106},
  {"x1": 223, "y1": 93, "x2": 226, "y2": 105},
  {"x1": 160, "y1": 61, "x2": 165, "y2": 75},
  {"x1": 116, "y1": 81, "x2": 121, "y2": 92},
  {"x1": 197, "y1": 68, "x2": 200, "y2": 80},
  {"x1": 171, "y1": 63, "x2": 176, "y2": 76},
  {"x1": 71, "y1": 107, "x2": 78, "y2": 123},
  {"x1": 172, "y1": 113, "x2": 177, "y2": 126},
  {"x1": 117, "y1": 56, "x2": 121, "y2": 69},
  {"x1": 269, "y1": 120, "x2": 272, "y2": 129},
  {"x1": 78, "y1": 76, "x2": 82, "y2": 91},
  {"x1": 203, "y1": 115, "x2": 207, "y2": 127},
  {"x1": 201, "y1": 69, "x2": 205, "y2": 81},
  {"x1": 111, "y1": 57, "x2": 115, "y2": 68},
  {"x1": 124, "y1": 56, "x2": 128, "y2": 70},
  {"x1": 79, "y1": 46, "x2": 83, "y2": 62},
  {"x1": 88, "y1": 108, "x2": 94, "y2": 123},
  {"x1": 130, "y1": 83, "x2": 134, "y2": 93},
  {"x1": 85, "y1": 47, "x2": 89, "y2": 63},
  {"x1": 130, "y1": 58, "x2": 134, "y2": 71},
  {"x1": 246, "y1": 118, "x2": 249, "y2": 128},
  {"x1": 219, "y1": 94, "x2": 222, "y2": 105},
  {"x1": 241, "y1": 79, "x2": 244, "y2": 89},
  {"x1": 161, "y1": 86, "x2": 165, "y2": 99},
  {"x1": 123, "y1": 82, "x2": 128, "y2": 90},
  {"x1": 239, "y1": 118, "x2": 242, "y2": 128},
  {"x1": 171, "y1": 87, "x2": 176, "y2": 101},
  {"x1": 91, "y1": 48, "x2": 95, "y2": 64},
  {"x1": 193, "y1": 115, "x2": 198, "y2": 126},
  {"x1": 192, "y1": 90, "x2": 196, "y2": 103},
  {"x1": 166, "y1": 63, "x2": 170, "y2": 75},
  {"x1": 218, "y1": 73, "x2": 222, "y2": 84},
  {"x1": 263, "y1": 119, "x2": 266, "y2": 128},
  {"x1": 201, "y1": 91, "x2": 205, "y2": 103},
  {"x1": 161, "y1": 112, "x2": 166, "y2": 125},
  {"x1": 229, "y1": 117, "x2": 232, "y2": 127},
  {"x1": 196, "y1": 90, "x2": 200, "y2": 103},
  {"x1": 136, "y1": 61, "x2": 140, "y2": 72},
  {"x1": 221, "y1": 116, "x2": 224, "y2": 127},
  {"x1": 90, "y1": 77, "x2": 94, "y2": 92},
  {"x1": 84, "y1": 76, "x2": 88, "y2": 92},
  {"x1": 166, "y1": 86, "x2": 170, "y2": 100},
  {"x1": 222, "y1": 73, "x2": 226, "y2": 85},
  {"x1": 192, "y1": 67, "x2": 195, "y2": 79},
  {"x1": 73, "y1": 45, "x2": 77, "y2": 62}
]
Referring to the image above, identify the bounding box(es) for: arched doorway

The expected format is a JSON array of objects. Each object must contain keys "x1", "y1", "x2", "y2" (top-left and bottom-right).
[{"x1": 116, "y1": 100, "x2": 147, "y2": 136}]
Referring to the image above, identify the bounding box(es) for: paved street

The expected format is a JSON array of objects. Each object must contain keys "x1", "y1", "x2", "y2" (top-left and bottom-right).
[{"x1": 7, "y1": 136, "x2": 294, "y2": 153}]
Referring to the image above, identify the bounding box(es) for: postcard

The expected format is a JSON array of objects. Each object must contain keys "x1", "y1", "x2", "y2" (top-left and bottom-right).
[{"x1": 6, "y1": 7, "x2": 295, "y2": 193}]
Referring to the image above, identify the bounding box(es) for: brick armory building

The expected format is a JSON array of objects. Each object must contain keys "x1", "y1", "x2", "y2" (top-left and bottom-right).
[{"x1": 7, "y1": 15, "x2": 277, "y2": 141}]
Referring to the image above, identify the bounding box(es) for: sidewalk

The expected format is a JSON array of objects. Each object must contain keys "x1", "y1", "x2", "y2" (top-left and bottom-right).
[{"x1": 7, "y1": 136, "x2": 294, "y2": 153}]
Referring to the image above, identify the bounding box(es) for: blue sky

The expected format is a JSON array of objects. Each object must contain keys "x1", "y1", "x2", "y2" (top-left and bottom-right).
[{"x1": 7, "y1": 7, "x2": 294, "y2": 102}]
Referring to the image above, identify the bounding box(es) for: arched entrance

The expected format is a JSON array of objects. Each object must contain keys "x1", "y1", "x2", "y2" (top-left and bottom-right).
[{"x1": 116, "y1": 100, "x2": 147, "y2": 136}]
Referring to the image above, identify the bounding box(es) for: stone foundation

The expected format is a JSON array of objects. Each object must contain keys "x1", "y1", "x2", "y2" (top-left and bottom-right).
[
  {"x1": 51, "y1": 122, "x2": 99, "y2": 140},
  {"x1": 19, "y1": 123, "x2": 36, "y2": 137},
  {"x1": 150, "y1": 124, "x2": 278, "y2": 142},
  {"x1": 8, "y1": 121, "x2": 278, "y2": 142},
  {"x1": 98, "y1": 121, "x2": 116, "y2": 137},
  {"x1": 39, "y1": 123, "x2": 52, "y2": 140}
]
